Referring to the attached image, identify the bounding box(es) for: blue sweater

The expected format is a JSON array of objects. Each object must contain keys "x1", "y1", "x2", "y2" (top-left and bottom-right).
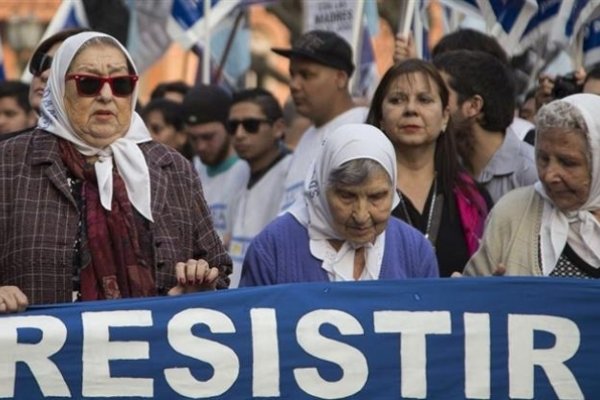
[{"x1": 240, "y1": 213, "x2": 439, "y2": 286}]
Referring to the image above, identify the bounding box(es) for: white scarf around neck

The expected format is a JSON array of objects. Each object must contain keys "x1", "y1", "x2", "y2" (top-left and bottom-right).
[
  {"x1": 535, "y1": 93, "x2": 600, "y2": 274},
  {"x1": 289, "y1": 123, "x2": 399, "y2": 280},
  {"x1": 38, "y1": 31, "x2": 154, "y2": 221}
]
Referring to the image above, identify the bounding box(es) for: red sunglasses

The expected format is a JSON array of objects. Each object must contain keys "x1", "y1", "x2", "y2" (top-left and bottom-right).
[{"x1": 66, "y1": 74, "x2": 139, "y2": 97}]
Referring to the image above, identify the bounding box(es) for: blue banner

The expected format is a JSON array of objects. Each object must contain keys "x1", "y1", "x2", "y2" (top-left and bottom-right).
[{"x1": 1, "y1": 278, "x2": 599, "y2": 399}]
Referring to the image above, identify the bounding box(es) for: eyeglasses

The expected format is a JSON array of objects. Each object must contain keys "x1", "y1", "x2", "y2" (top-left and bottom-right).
[
  {"x1": 29, "y1": 52, "x2": 53, "y2": 76},
  {"x1": 226, "y1": 118, "x2": 271, "y2": 134},
  {"x1": 65, "y1": 74, "x2": 139, "y2": 97}
]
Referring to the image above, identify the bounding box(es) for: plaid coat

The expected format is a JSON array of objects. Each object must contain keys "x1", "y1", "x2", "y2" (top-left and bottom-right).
[{"x1": 0, "y1": 130, "x2": 232, "y2": 305}]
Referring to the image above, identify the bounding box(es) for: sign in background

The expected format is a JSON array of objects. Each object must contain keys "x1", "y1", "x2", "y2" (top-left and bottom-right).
[{"x1": 1, "y1": 278, "x2": 599, "y2": 399}]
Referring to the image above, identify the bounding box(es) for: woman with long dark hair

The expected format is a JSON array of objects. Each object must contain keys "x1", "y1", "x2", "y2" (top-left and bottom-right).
[{"x1": 367, "y1": 59, "x2": 490, "y2": 276}]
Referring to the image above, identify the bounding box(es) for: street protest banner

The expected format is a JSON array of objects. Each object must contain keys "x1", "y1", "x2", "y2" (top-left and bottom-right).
[{"x1": 1, "y1": 277, "x2": 599, "y2": 399}]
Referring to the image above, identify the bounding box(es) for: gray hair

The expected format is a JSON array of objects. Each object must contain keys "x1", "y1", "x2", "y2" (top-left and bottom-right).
[
  {"x1": 535, "y1": 99, "x2": 590, "y2": 162},
  {"x1": 68, "y1": 36, "x2": 133, "y2": 73},
  {"x1": 328, "y1": 158, "x2": 392, "y2": 189}
]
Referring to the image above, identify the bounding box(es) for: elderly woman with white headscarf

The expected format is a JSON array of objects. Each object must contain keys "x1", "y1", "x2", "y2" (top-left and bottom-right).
[
  {"x1": 240, "y1": 123, "x2": 438, "y2": 286},
  {"x1": 464, "y1": 93, "x2": 600, "y2": 277},
  {"x1": 0, "y1": 32, "x2": 231, "y2": 313}
]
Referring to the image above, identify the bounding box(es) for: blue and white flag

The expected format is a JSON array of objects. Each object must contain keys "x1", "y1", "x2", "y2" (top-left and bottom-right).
[
  {"x1": 167, "y1": 0, "x2": 250, "y2": 85},
  {"x1": 519, "y1": 0, "x2": 572, "y2": 54},
  {"x1": 583, "y1": 16, "x2": 600, "y2": 67},
  {"x1": 126, "y1": 0, "x2": 174, "y2": 73},
  {"x1": 167, "y1": 0, "x2": 240, "y2": 50},
  {"x1": 476, "y1": 0, "x2": 538, "y2": 54},
  {"x1": 41, "y1": 0, "x2": 89, "y2": 41}
]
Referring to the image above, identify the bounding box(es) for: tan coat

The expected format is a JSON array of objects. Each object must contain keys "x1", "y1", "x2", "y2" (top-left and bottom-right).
[{"x1": 463, "y1": 186, "x2": 543, "y2": 276}]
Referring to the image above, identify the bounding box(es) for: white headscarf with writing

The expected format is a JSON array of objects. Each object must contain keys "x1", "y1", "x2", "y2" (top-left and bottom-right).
[
  {"x1": 38, "y1": 31, "x2": 153, "y2": 221},
  {"x1": 289, "y1": 123, "x2": 399, "y2": 281},
  {"x1": 535, "y1": 93, "x2": 600, "y2": 273}
]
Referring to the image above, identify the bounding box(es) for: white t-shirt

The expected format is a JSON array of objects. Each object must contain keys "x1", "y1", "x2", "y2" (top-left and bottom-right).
[
  {"x1": 193, "y1": 156, "x2": 250, "y2": 241},
  {"x1": 228, "y1": 154, "x2": 293, "y2": 287},
  {"x1": 279, "y1": 106, "x2": 369, "y2": 211},
  {"x1": 508, "y1": 116, "x2": 535, "y2": 141}
]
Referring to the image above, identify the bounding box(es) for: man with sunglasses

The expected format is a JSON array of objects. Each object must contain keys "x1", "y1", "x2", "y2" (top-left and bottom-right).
[
  {"x1": 225, "y1": 88, "x2": 292, "y2": 287},
  {"x1": 272, "y1": 30, "x2": 369, "y2": 212},
  {"x1": 0, "y1": 29, "x2": 88, "y2": 142},
  {"x1": 181, "y1": 84, "x2": 250, "y2": 244}
]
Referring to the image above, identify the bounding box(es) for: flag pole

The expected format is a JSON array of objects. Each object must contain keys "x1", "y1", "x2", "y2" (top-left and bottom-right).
[
  {"x1": 397, "y1": 0, "x2": 416, "y2": 38},
  {"x1": 202, "y1": 0, "x2": 211, "y2": 84},
  {"x1": 349, "y1": 0, "x2": 365, "y2": 95},
  {"x1": 213, "y1": 7, "x2": 245, "y2": 84}
]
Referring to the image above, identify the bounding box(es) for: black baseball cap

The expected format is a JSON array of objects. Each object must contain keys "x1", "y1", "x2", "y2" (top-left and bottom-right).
[
  {"x1": 272, "y1": 30, "x2": 354, "y2": 76},
  {"x1": 181, "y1": 84, "x2": 232, "y2": 126}
]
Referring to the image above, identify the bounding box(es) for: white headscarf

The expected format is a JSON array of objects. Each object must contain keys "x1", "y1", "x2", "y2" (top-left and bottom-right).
[
  {"x1": 289, "y1": 123, "x2": 399, "y2": 281},
  {"x1": 38, "y1": 31, "x2": 154, "y2": 221},
  {"x1": 535, "y1": 93, "x2": 600, "y2": 274}
]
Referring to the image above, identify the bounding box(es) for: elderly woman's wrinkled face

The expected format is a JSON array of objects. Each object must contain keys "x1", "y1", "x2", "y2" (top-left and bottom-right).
[
  {"x1": 379, "y1": 72, "x2": 449, "y2": 149},
  {"x1": 326, "y1": 168, "x2": 394, "y2": 245},
  {"x1": 536, "y1": 127, "x2": 591, "y2": 212},
  {"x1": 64, "y1": 44, "x2": 132, "y2": 148}
]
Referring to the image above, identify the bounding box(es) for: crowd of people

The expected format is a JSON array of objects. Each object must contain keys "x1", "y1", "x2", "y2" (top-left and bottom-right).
[{"x1": 1, "y1": 24, "x2": 599, "y2": 313}]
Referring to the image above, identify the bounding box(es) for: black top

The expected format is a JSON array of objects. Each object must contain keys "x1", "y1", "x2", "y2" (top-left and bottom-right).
[
  {"x1": 392, "y1": 179, "x2": 469, "y2": 277},
  {"x1": 549, "y1": 243, "x2": 600, "y2": 279}
]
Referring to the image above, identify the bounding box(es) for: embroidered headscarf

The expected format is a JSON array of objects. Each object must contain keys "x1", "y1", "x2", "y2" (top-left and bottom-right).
[
  {"x1": 535, "y1": 93, "x2": 600, "y2": 273},
  {"x1": 289, "y1": 123, "x2": 399, "y2": 281},
  {"x1": 38, "y1": 31, "x2": 153, "y2": 221}
]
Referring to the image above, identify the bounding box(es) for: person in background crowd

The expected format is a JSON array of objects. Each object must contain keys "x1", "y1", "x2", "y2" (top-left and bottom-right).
[
  {"x1": 0, "y1": 81, "x2": 36, "y2": 135},
  {"x1": 281, "y1": 96, "x2": 310, "y2": 150},
  {"x1": 394, "y1": 28, "x2": 535, "y2": 143},
  {"x1": 149, "y1": 80, "x2": 190, "y2": 104},
  {"x1": 226, "y1": 88, "x2": 292, "y2": 287},
  {"x1": 141, "y1": 98, "x2": 193, "y2": 160},
  {"x1": 240, "y1": 123, "x2": 438, "y2": 286},
  {"x1": 434, "y1": 50, "x2": 537, "y2": 204},
  {"x1": 519, "y1": 90, "x2": 537, "y2": 125},
  {"x1": 0, "y1": 28, "x2": 88, "y2": 142},
  {"x1": 0, "y1": 32, "x2": 231, "y2": 313},
  {"x1": 582, "y1": 63, "x2": 600, "y2": 95},
  {"x1": 28, "y1": 28, "x2": 90, "y2": 115},
  {"x1": 181, "y1": 84, "x2": 250, "y2": 243},
  {"x1": 272, "y1": 30, "x2": 369, "y2": 211},
  {"x1": 464, "y1": 94, "x2": 600, "y2": 278},
  {"x1": 367, "y1": 59, "x2": 490, "y2": 277}
]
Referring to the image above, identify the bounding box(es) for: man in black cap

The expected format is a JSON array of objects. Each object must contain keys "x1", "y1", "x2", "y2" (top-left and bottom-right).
[
  {"x1": 272, "y1": 30, "x2": 369, "y2": 211},
  {"x1": 181, "y1": 84, "x2": 249, "y2": 243}
]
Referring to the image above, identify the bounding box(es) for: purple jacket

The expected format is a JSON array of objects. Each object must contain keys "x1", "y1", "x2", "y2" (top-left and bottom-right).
[{"x1": 240, "y1": 213, "x2": 438, "y2": 286}]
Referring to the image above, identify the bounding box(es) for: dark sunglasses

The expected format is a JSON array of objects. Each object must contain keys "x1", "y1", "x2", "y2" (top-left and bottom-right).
[
  {"x1": 66, "y1": 74, "x2": 139, "y2": 97},
  {"x1": 227, "y1": 118, "x2": 271, "y2": 134},
  {"x1": 29, "y1": 52, "x2": 53, "y2": 76}
]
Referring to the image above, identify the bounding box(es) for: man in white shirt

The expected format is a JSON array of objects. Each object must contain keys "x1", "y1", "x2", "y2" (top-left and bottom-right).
[
  {"x1": 181, "y1": 85, "x2": 249, "y2": 243},
  {"x1": 226, "y1": 88, "x2": 292, "y2": 287},
  {"x1": 272, "y1": 30, "x2": 368, "y2": 210}
]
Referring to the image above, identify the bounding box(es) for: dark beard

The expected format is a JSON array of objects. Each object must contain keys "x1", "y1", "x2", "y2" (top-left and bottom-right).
[{"x1": 448, "y1": 117, "x2": 476, "y2": 172}]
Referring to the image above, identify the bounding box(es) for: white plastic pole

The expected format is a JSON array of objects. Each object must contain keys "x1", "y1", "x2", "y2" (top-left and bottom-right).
[
  {"x1": 398, "y1": 0, "x2": 416, "y2": 38},
  {"x1": 202, "y1": 0, "x2": 211, "y2": 84},
  {"x1": 349, "y1": 0, "x2": 365, "y2": 94}
]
